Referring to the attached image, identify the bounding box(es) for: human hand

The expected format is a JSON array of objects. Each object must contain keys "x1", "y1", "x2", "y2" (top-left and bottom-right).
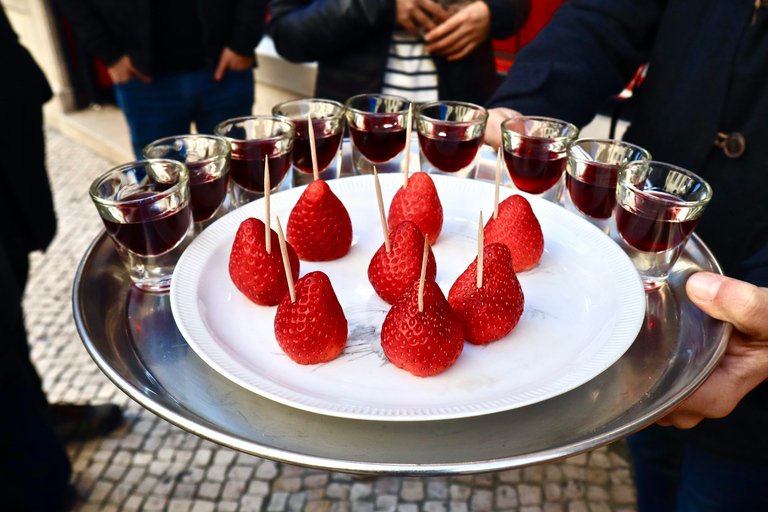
[
  {"x1": 214, "y1": 47, "x2": 255, "y2": 81},
  {"x1": 107, "y1": 55, "x2": 151, "y2": 84},
  {"x1": 483, "y1": 107, "x2": 521, "y2": 150},
  {"x1": 424, "y1": 1, "x2": 490, "y2": 61},
  {"x1": 396, "y1": 0, "x2": 450, "y2": 35},
  {"x1": 657, "y1": 272, "x2": 768, "y2": 429}
]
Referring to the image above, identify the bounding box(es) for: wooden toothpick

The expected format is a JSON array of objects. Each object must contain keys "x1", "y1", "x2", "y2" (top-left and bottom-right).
[
  {"x1": 275, "y1": 217, "x2": 296, "y2": 303},
  {"x1": 477, "y1": 211, "x2": 484, "y2": 289},
  {"x1": 403, "y1": 103, "x2": 413, "y2": 189},
  {"x1": 264, "y1": 155, "x2": 271, "y2": 254},
  {"x1": 374, "y1": 167, "x2": 391, "y2": 252},
  {"x1": 307, "y1": 112, "x2": 319, "y2": 181},
  {"x1": 418, "y1": 237, "x2": 428, "y2": 313},
  {"x1": 494, "y1": 147, "x2": 501, "y2": 220}
]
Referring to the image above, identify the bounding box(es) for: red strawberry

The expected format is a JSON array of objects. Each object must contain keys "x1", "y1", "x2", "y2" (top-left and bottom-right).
[
  {"x1": 448, "y1": 243, "x2": 525, "y2": 345},
  {"x1": 387, "y1": 172, "x2": 443, "y2": 245},
  {"x1": 368, "y1": 221, "x2": 437, "y2": 304},
  {"x1": 381, "y1": 279, "x2": 464, "y2": 377},
  {"x1": 484, "y1": 194, "x2": 544, "y2": 272},
  {"x1": 229, "y1": 218, "x2": 300, "y2": 306},
  {"x1": 274, "y1": 271, "x2": 348, "y2": 364},
  {"x1": 287, "y1": 180, "x2": 353, "y2": 261}
]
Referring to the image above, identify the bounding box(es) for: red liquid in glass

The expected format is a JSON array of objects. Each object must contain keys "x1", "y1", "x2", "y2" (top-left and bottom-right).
[
  {"x1": 615, "y1": 191, "x2": 699, "y2": 252},
  {"x1": 230, "y1": 141, "x2": 292, "y2": 193},
  {"x1": 418, "y1": 130, "x2": 482, "y2": 173},
  {"x1": 504, "y1": 144, "x2": 566, "y2": 194},
  {"x1": 566, "y1": 161, "x2": 620, "y2": 219},
  {"x1": 349, "y1": 115, "x2": 407, "y2": 163},
  {"x1": 103, "y1": 192, "x2": 191, "y2": 256},
  {"x1": 292, "y1": 119, "x2": 343, "y2": 174},
  {"x1": 186, "y1": 162, "x2": 229, "y2": 222}
]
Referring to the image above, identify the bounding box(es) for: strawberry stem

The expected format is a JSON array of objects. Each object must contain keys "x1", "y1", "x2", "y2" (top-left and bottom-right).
[
  {"x1": 418, "y1": 237, "x2": 428, "y2": 313},
  {"x1": 373, "y1": 167, "x2": 391, "y2": 252},
  {"x1": 307, "y1": 112, "x2": 319, "y2": 181},
  {"x1": 264, "y1": 155, "x2": 271, "y2": 254},
  {"x1": 275, "y1": 217, "x2": 296, "y2": 303}
]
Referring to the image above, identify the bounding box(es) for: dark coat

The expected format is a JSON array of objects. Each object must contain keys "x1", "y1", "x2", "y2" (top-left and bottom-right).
[
  {"x1": 53, "y1": 0, "x2": 268, "y2": 72},
  {"x1": 268, "y1": 0, "x2": 530, "y2": 105},
  {"x1": 488, "y1": 0, "x2": 768, "y2": 464}
]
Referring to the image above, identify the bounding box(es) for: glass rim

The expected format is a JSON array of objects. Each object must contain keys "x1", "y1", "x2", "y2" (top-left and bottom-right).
[
  {"x1": 271, "y1": 98, "x2": 346, "y2": 120},
  {"x1": 620, "y1": 160, "x2": 713, "y2": 208},
  {"x1": 89, "y1": 158, "x2": 189, "y2": 207},
  {"x1": 141, "y1": 133, "x2": 231, "y2": 161},
  {"x1": 416, "y1": 100, "x2": 489, "y2": 125},
  {"x1": 214, "y1": 115, "x2": 296, "y2": 143},
  {"x1": 502, "y1": 115, "x2": 579, "y2": 141},
  {"x1": 344, "y1": 93, "x2": 412, "y2": 115},
  {"x1": 568, "y1": 137, "x2": 651, "y2": 163}
]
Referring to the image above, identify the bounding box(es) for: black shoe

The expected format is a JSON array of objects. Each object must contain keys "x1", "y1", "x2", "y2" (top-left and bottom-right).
[{"x1": 45, "y1": 403, "x2": 124, "y2": 443}]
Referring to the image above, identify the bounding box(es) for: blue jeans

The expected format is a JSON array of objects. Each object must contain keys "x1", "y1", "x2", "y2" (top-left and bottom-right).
[
  {"x1": 114, "y1": 67, "x2": 254, "y2": 157},
  {"x1": 627, "y1": 424, "x2": 768, "y2": 512}
]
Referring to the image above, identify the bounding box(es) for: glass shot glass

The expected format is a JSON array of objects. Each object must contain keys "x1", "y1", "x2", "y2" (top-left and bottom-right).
[
  {"x1": 615, "y1": 161, "x2": 713, "y2": 290},
  {"x1": 143, "y1": 134, "x2": 231, "y2": 232},
  {"x1": 416, "y1": 100, "x2": 488, "y2": 179},
  {"x1": 89, "y1": 159, "x2": 192, "y2": 293},
  {"x1": 214, "y1": 116, "x2": 295, "y2": 208},
  {"x1": 501, "y1": 116, "x2": 579, "y2": 202},
  {"x1": 564, "y1": 138, "x2": 651, "y2": 234},
  {"x1": 345, "y1": 93, "x2": 412, "y2": 175},
  {"x1": 272, "y1": 98, "x2": 346, "y2": 187}
]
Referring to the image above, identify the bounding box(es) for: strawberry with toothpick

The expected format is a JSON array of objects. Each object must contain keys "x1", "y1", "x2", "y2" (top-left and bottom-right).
[
  {"x1": 229, "y1": 157, "x2": 300, "y2": 306},
  {"x1": 386, "y1": 107, "x2": 443, "y2": 245},
  {"x1": 287, "y1": 112, "x2": 353, "y2": 261},
  {"x1": 274, "y1": 217, "x2": 348, "y2": 364},
  {"x1": 368, "y1": 167, "x2": 437, "y2": 304},
  {"x1": 484, "y1": 148, "x2": 545, "y2": 272},
  {"x1": 381, "y1": 239, "x2": 463, "y2": 377},
  {"x1": 448, "y1": 212, "x2": 525, "y2": 344}
]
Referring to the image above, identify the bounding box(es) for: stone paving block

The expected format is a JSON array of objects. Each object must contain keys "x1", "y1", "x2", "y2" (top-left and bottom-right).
[
  {"x1": 267, "y1": 491, "x2": 290, "y2": 511},
  {"x1": 396, "y1": 505, "x2": 418, "y2": 512},
  {"x1": 568, "y1": 501, "x2": 589, "y2": 512},
  {"x1": 217, "y1": 501, "x2": 238, "y2": 512},
  {"x1": 327, "y1": 482, "x2": 352, "y2": 499},
  {"x1": 350, "y1": 481, "x2": 373, "y2": 500},
  {"x1": 102, "y1": 463, "x2": 128, "y2": 481},
  {"x1": 523, "y1": 465, "x2": 546, "y2": 483},
  {"x1": 228, "y1": 464, "x2": 255, "y2": 482},
  {"x1": 173, "y1": 483, "x2": 198, "y2": 499},
  {"x1": 257, "y1": 460, "x2": 280, "y2": 479},
  {"x1": 123, "y1": 496, "x2": 144, "y2": 512},
  {"x1": 144, "y1": 496, "x2": 169, "y2": 511},
  {"x1": 519, "y1": 484, "x2": 543, "y2": 506},
  {"x1": 521, "y1": 506, "x2": 544, "y2": 512},
  {"x1": 469, "y1": 489, "x2": 493, "y2": 511},
  {"x1": 423, "y1": 501, "x2": 447, "y2": 512},
  {"x1": 448, "y1": 503, "x2": 468, "y2": 512},
  {"x1": 240, "y1": 495, "x2": 264, "y2": 512},
  {"x1": 426, "y1": 480, "x2": 449, "y2": 500},
  {"x1": 497, "y1": 469, "x2": 522, "y2": 483},
  {"x1": 400, "y1": 480, "x2": 424, "y2": 501},
  {"x1": 376, "y1": 494, "x2": 398, "y2": 510},
  {"x1": 213, "y1": 450, "x2": 237, "y2": 467},
  {"x1": 199, "y1": 482, "x2": 223, "y2": 500},
  {"x1": 123, "y1": 467, "x2": 147, "y2": 485},
  {"x1": 587, "y1": 484, "x2": 610, "y2": 501},
  {"x1": 247, "y1": 479, "x2": 271, "y2": 496},
  {"x1": 88, "y1": 480, "x2": 114, "y2": 503},
  {"x1": 543, "y1": 504, "x2": 565, "y2": 512},
  {"x1": 588, "y1": 502, "x2": 612, "y2": 512},
  {"x1": 289, "y1": 491, "x2": 309, "y2": 512},
  {"x1": 330, "y1": 502, "x2": 352, "y2": 512},
  {"x1": 222, "y1": 480, "x2": 248, "y2": 501},
  {"x1": 193, "y1": 448, "x2": 213, "y2": 466},
  {"x1": 304, "y1": 473, "x2": 330, "y2": 488},
  {"x1": 191, "y1": 501, "x2": 216, "y2": 512},
  {"x1": 168, "y1": 499, "x2": 194, "y2": 512},
  {"x1": 611, "y1": 485, "x2": 637, "y2": 505},
  {"x1": 495, "y1": 485, "x2": 518, "y2": 508},
  {"x1": 544, "y1": 482, "x2": 562, "y2": 502},
  {"x1": 449, "y1": 484, "x2": 471, "y2": 501},
  {"x1": 305, "y1": 500, "x2": 332, "y2": 512},
  {"x1": 108, "y1": 483, "x2": 133, "y2": 505}
]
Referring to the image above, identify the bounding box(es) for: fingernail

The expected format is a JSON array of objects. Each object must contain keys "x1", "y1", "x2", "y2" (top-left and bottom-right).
[{"x1": 687, "y1": 272, "x2": 721, "y2": 302}]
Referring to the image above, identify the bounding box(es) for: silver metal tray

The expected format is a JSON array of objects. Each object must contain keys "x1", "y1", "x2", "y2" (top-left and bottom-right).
[{"x1": 73, "y1": 143, "x2": 730, "y2": 475}]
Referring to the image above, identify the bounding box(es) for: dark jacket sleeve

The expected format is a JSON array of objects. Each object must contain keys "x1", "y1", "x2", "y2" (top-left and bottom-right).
[
  {"x1": 484, "y1": 0, "x2": 530, "y2": 40},
  {"x1": 52, "y1": 0, "x2": 124, "y2": 66},
  {"x1": 487, "y1": 0, "x2": 666, "y2": 127},
  {"x1": 268, "y1": 0, "x2": 397, "y2": 63},
  {"x1": 227, "y1": 0, "x2": 269, "y2": 57}
]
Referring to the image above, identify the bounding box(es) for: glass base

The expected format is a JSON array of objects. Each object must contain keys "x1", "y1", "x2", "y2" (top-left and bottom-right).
[
  {"x1": 619, "y1": 241, "x2": 687, "y2": 292},
  {"x1": 292, "y1": 149, "x2": 342, "y2": 187},
  {"x1": 419, "y1": 149, "x2": 479, "y2": 180},
  {"x1": 352, "y1": 144, "x2": 405, "y2": 175},
  {"x1": 560, "y1": 193, "x2": 614, "y2": 236}
]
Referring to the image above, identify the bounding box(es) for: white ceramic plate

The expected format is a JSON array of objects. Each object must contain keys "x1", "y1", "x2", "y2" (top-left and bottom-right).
[{"x1": 170, "y1": 174, "x2": 645, "y2": 421}]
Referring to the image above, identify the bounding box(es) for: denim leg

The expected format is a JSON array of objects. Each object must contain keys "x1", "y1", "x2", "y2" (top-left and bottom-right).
[
  {"x1": 114, "y1": 75, "x2": 195, "y2": 158},
  {"x1": 676, "y1": 446, "x2": 768, "y2": 512},
  {"x1": 626, "y1": 424, "x2": 682, "y2": 512},
  {"x1": 191, "y1": 68, "x2": 255, "y2": 135}
]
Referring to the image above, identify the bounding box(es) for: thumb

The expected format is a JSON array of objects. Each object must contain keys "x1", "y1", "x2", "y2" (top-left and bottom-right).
[{"x1": 686, "y1": 272, "x2": 768, "y2": 338}]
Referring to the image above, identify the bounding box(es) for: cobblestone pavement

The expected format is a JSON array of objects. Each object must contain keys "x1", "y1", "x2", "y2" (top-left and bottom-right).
[{"x1": 25, "y1": 127, "x2": 639, "y2": 512}]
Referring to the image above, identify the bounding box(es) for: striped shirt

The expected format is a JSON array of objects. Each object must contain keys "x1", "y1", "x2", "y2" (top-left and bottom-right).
[{"x1": 381, "y1": 30, "x2": 439, "y2": 103}]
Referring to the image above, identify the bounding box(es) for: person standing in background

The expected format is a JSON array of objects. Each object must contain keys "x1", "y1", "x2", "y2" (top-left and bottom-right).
[
  {"x1": 268, "y1": 0, "x2": 529, "y2": 105},
  {"x1": 54, "y1": 0, "x2": 268, "y2": 157}
]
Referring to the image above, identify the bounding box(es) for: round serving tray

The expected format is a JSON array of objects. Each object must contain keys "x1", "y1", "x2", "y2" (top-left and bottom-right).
[{"x1": 73, "y1": 142, "x2": 730, "y2": 475}]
